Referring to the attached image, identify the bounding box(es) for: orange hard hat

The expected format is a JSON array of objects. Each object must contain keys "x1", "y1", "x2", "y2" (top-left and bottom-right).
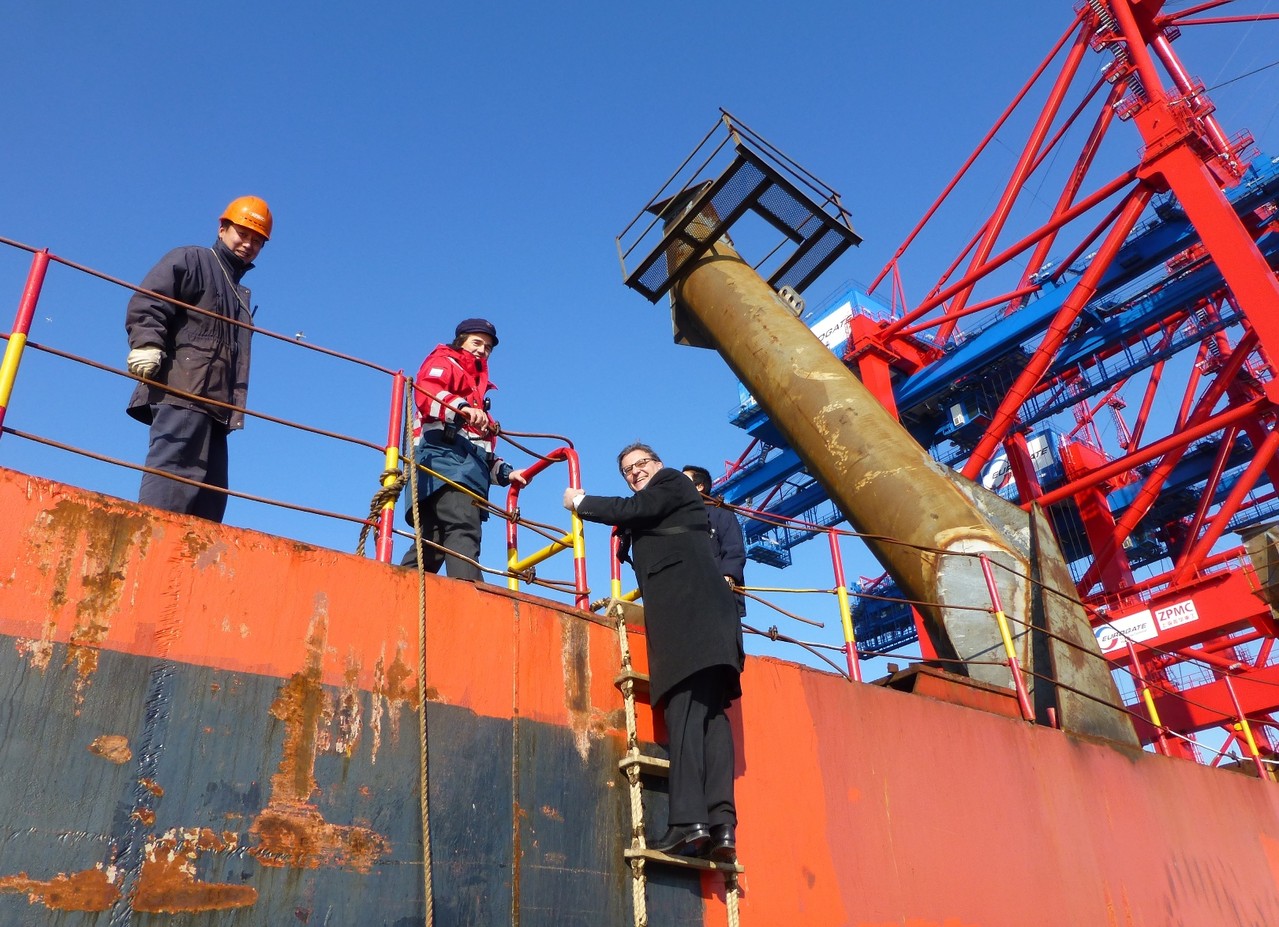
[{"x1": 220, "y1": 196, "x2": 273, "y2": 240}]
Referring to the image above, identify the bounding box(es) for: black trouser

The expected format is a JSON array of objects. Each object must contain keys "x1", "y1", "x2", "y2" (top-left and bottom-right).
[
  {"x1": 399, "y1": 486, "x2": 484, "y2": 581},
  {"x1": 662, "y1": 666, "x2": 737, "y2": 828},
  {"x1": 139, "y1": 405, "x2": 229, "y2": 523}
]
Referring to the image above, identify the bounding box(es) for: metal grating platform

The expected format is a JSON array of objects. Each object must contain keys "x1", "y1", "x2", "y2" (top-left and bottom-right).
[{"x1": 617, "y1": 110, "x2": 862, "y2": 306}]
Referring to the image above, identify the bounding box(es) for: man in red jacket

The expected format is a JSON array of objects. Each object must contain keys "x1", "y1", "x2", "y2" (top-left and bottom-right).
[{"x1": 401, "y1": 319, "x2": 525, "y2": 580}]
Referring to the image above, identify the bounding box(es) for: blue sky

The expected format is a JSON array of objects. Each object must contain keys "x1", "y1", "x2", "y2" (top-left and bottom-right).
[{"x1": 3, "y1": 3, "x2": 1277, "y2": 673}]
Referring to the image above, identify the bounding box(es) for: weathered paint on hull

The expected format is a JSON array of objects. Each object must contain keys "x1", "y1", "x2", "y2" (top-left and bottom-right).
[
  {"x1": 2, "y1": 466, "x2": 1279, "y2": 925},
  {"x1": 0, "y1": 640, "x2": 673, "y2": 924}
]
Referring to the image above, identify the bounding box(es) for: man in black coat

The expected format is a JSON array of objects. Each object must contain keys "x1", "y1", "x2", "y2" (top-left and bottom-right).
[
  {"x1": 564, "y1": 443, "x2": 744, "y2": 861},
  {"x1": 124, "y1": 196, "x2": 272, "y2": 522},
  {"x1": 682, "y1": 464, "x2": 748, "y2": 619}
]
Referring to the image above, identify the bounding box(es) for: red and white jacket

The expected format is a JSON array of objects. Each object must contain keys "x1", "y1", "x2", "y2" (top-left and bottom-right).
[{"x1": 409, "y1": 343, "x2": 499, "y2": 454}]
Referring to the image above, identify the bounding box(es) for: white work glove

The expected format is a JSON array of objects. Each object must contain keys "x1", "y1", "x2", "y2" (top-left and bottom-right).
[{"x1": 126, "y1": 345, "x2": 163, "y2": 378}]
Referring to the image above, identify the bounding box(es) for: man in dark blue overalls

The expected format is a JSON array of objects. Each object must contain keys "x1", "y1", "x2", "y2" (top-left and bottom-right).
[{"x1": 125, "y1": 196, "x2": 271, "y2": 523}]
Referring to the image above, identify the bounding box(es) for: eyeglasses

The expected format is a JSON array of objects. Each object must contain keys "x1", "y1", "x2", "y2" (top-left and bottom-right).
[{"x1": 621, "y1": 456, "x2": 657, "y2": 477}]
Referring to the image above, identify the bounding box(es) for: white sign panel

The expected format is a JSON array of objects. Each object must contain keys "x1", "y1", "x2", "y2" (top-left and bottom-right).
[
  {"x1": 1154, "y1": 598, "x2": 1199, "y2": 632},
  {"x1": 811, "y1": 303, "x2": 853, "y2": 351},
  {"x1": 1095, "y1": 610, "x2": 1158, "y2": 653}
]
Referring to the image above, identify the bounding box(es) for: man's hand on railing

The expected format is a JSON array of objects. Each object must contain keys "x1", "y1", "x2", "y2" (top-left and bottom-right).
[{"x1": 458, "y1": 405, "x2": 490, "y2": 432}]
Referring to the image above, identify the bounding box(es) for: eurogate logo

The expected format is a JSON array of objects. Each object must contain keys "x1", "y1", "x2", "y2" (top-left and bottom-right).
[{"x1": 1094, "y1": 610, "x2": 1158, "y2": 653}]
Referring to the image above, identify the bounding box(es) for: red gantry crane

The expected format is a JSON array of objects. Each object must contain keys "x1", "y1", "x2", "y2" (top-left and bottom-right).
[{"x1": 714, "y1": 0, "x2": 1279, "y2": 768}]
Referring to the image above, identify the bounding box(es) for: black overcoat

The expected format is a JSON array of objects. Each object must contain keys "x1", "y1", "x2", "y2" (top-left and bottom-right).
[{"x1": 577, "y1": 467, "x2": 743, "y2": 705}]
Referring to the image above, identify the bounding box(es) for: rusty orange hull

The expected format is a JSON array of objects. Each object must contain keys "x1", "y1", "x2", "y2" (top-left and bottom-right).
[{"x1": 1, "y1": 464, "x2": 1279, "y2": 925}]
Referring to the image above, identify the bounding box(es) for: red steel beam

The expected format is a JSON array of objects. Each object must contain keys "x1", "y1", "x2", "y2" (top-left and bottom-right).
[
  {"x1": 1151, "y1": 663, "x2": 1279, "y2": 734},
  {"x1": 882, "y1": 168, "x2": 1138, "y2": 340},
  {"x1": 938, "y1": 21, "x2": 1094, "y2": 343},
  {"x1": 866, "y1": 12, "x2": 1084, "y2": 296},
  {"x1": 1032, "y1": 395, "x2": 1267, "y2": 508},
  {"x1": 961, "y1": 186, "x2": 1153, "y2": 479},
  {"x1": 1172, "y1": 429, "x2": 1279, "y2": 585}
]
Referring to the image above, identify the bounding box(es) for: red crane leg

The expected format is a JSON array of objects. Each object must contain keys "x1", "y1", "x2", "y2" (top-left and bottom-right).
[
  {"x1": 1172, "y1": 429, "x2": 1279, "y2": 584},
  {"x1": 1002, "y1": 433, "x2": 1043, "y2": 503}
]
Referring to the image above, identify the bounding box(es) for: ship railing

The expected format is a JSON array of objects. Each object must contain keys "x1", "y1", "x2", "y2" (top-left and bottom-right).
[
  {"x1": 989, "y1": 553, "x2": 1279, "y2": 780},
  {"x1": 0, "y1": 237, "x2": 586, "y2": 600},
  {"x1": 1112, "y1": 635, "x2": 1278, "y2": 781},
  {"x1": 8, "y1": 237, "x2": 1279, "y2": 768},
  {"x1": 601, "y1": 494, "x2": 865, "y2": 681},
  {"x1": 677, "y1": 487, "x2": 1279, "y2": 778},
  {"x1": 504, "y1": 445, "x2": 588, "y2": 610},
  {"x1": 0, "y1": 242, "x2": 408, "y2": 550},
  {"x1": 964, "y1": 551, "x2": 1279, "y2": 779}
]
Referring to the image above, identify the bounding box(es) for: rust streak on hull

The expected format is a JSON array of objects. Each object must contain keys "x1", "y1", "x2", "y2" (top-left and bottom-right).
[
  {"x1": 249, "y1": 803, "x2": 390, "y2": 873},
  {"x1": 249, "y1": 595, "x2": 393, "y2": 872},
  {"x1": 133, "y1": 829, "x2": 257, "y2": 913},
  {"x1": 87, "y1": 734, "x2": 132, "y2": 764},
  {"x1": 0, "y1": 867, "x2": 121, "y2": 912}
]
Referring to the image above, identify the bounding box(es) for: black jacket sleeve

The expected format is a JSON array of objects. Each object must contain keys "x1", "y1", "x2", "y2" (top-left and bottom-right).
[
  {"x1": 577, "y1": 468, "x2": 690, "y2": 530},
  {"x1": 125, "y1": 247, "x2": 204, "y2": 349},
  {"x1": 709, "y1": 505, "x2": 747, "y2": 583}
]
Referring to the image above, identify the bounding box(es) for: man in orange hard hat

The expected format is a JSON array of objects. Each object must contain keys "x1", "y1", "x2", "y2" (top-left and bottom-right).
[{"x1": 124, "y1": 196, "x2": 272, "y2": 522}]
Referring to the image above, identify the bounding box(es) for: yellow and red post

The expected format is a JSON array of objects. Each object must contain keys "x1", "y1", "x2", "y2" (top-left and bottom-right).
[
  {"x1": 566, "y1": 450, "x2": 587, "y2": 607},
  {"x1": 607, "y1": 531, "x2": 640, "y2": 604},
  {"x1": 1223, "y1": 674, "x2": 1269, "y2": 779},
  {"x1": 0, "y1": 250, "x2": 51, "y2": 438},
  {"x1": 374, "y1": 371, "x2": 407, "y2": 563},
  {"x1": 610, "y1": 531, "x2": 623, "y2": 601},
  {"x1": 978, "y1": 554, "x2": 1035, "y2": 721},
  {"x1": 1125, "y1": 641, "x2": 1171, "y2": 756},
  {"x1": 505, "y1": 447, "x2": 589, "y2": 610},
  {"x1": 828, "y1": 529, "x2": 861, "y2": 682}
]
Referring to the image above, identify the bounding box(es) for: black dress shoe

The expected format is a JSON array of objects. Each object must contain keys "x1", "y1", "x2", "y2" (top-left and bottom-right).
[
  {"x1": 649, "y1": 823, "x2": 710, "y2": 856},
  {"x1": 707, "y1": 823, "x2": 736, "y2": 863}
]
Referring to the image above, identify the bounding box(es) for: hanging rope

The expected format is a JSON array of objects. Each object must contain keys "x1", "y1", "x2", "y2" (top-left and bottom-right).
[
  {"x1": 406, "y1": 405, "x2": 436, "y2": 927},
  {"x1": 614, "y1": 605, "x2": 650, "y2": 927}
]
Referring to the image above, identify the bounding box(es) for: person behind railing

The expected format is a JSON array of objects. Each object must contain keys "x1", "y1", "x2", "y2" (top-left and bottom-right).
[
  {"x1": 124, "y1": 196, "x2": 272, "y2": 523},
  {"x1": 400, "y1": 318, "x2": 526, "y2": 580},
  {"x1": 682, "y1": 464, "x2": 747, "y2": 619},
  {"x1": 564, "y1": 444, "x2": 744, "y2": 862}
]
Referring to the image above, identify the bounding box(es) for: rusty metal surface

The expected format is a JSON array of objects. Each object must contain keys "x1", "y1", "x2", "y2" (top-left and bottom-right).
[
  {"x1": 877, "y1": 663, "x2": 1023, "y2": 719},
  {"x1": 0, "y1": 637, "x2": 677, "y2": 925},
  {"x1": 0, "y1": 468, "x2": 705, "y2": 925},
  {"x1": 670, "y1": 235, "x2": 1137, "y2": 745},
  {"x1": 4, "y1": 468, "x2": 1279, "y2": 924}
]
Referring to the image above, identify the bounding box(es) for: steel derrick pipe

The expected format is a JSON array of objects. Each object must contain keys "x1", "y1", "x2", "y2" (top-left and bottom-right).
[
  {"x1": 668, "y1": 235, "x2": 1138, "y2": 745},
  {"x1": 676, "y1": 241, "x2": 986, "y2": 613}
]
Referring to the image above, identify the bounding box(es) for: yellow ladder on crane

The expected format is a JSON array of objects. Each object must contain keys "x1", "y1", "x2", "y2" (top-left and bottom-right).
[{"x1": 608, "y1": 599, "x2": 743, "y2": 927}]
